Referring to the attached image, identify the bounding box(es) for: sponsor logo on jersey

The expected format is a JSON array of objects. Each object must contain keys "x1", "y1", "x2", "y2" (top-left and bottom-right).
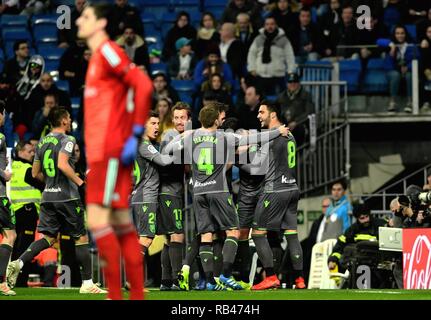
[
  {"x1": 194, "y1": 180, "x2": 216, "y2": 188},
  {"x1": 44, "y1": 187, "x2": 62, "y2": 192},
  {"x1": 281, "y1": 175, "x2": 296, "y2": 184}
]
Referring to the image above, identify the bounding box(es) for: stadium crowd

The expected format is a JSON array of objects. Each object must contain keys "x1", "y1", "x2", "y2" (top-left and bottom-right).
[{"x1": 0, "y1": 0, "x2": 431, "y2": 294}]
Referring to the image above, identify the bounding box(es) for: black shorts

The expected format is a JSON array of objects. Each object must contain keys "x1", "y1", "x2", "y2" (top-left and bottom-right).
[
  {"x1": 252, "y1": 190, "x2": 300, "y2": 231},
  {"x1": 0, "y1": 197, "x2": 15, "y2": 231},
  {"x1": 238, "y1": 194, "x2": 259, "y2": 229},
  {"x1": 193, "y1": 193, "x2": 239, "y2": 234},
  {"x1": 132, "y1": 203, "x2": 158, "y2": 238},
  {"x1": 37, "y1": 200, "x2": 86, "y2": 239},
  {"x1": 158, "y1": 194, "x2": 184, "y2": 235}
]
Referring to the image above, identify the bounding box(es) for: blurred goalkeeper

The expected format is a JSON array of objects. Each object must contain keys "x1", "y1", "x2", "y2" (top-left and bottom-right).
[{"x1": 76, "y1": 3, "x2": 152, "y2": 300}]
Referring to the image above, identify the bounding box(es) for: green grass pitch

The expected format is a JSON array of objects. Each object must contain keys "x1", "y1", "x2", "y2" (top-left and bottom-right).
[{"x1": 1, "y1": 287, "x2": 431, "y2": 300}]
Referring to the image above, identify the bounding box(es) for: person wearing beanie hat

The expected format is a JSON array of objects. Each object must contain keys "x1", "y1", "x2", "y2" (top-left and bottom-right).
[{"x1": 168, "y1": 38, "x2": 197, "y2": 80}]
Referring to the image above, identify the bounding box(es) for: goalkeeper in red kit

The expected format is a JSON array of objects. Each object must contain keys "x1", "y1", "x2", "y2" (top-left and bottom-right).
[{"x1": 76, "y1": 3, "x2": 152, "y2": 300}]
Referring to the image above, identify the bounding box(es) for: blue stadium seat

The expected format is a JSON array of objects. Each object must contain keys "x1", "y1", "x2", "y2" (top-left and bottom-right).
[
  {"x1": 383, "y1": 6, "x2": 401, "y2": 28},
  {"x1": 35, "y1": 43, "x2": 58, "y2": 55},
  {"x1": 145, "y1": 34, "x2": 163, "y2": 49},
  {"x1": 0, "y1": 15, "x2": 28, "y2": 28},
  {"x1": 363, "y1": 58, "x2": 388, "y2": 93},
  {"x1": 301, "y1": 60, "x2": 332, "y2": 81},
  {"x1": 44, "y1": 60, "x2": 60, "y2": 72},
  {"x1": 55, "y1": 80, "x2": 69, "y2": 92},
  {"x1": 339, "y1": 59, "x2": 362, "y2": 93},
  {"x1": 142, "y1": 0, "x2": 172, "y2": 21},
  {"x1": 172, "y1": 0, "x2": 200, "y2": 12},
  {"x1": 51, "y1": 0, "x2": 74, "y2": 6},
  {"x1": 2, "y1": 29, "x2": 32, "y2": 42},
  {"x1": 0, "y1": 49, "x2": 4, "y2": 62},
  {"x1": 150, "y1": 62, "x2": 168, "y2": 75},
  {"x1": 141, "y1": 12, "x2": 159, "y2": 36},
  {"x1": 31, "y1": 14, "x2": 58, "y2": 26},
  {"x1": 0, "y1": 61, "x2": 3, "y2": 73},
  {"x1": 204, "y1": 0, "x2": 226, "y2": 8},
  {"x1": 33, "y1": 24, "x2": 58, "y2": 40},
  {"x1": 128, "y1": 0, "x2": 144, "y2": 10},
  {"x1": 405, "y1": 24, "x2": 417, "y2": 42},
  {"x1": 38, "y1": 47, "x2": 65, "y2": 61},
  {"x1": 171, "y1": 79, "x2": 194, "y2": 91}
]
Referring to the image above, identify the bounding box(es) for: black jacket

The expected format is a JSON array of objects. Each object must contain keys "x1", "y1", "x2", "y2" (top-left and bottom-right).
[
  {"x1": 235, "y1": 103, "x2": 261, "y2": 130},
  {"x1": 59, "y1": 43, "x2": 87, "y2": 97},
  {"x1": 287, "y1": 22, "x2": 327, "y2": 56},
  {"x1": 168, "y1": 53, "x2": 198, "y2": 79},
  {"x1": 110, "y1": 4, "x2": 144, "y2": 37},
  {"x1": 328, "y1": 217, "x2": 387, "y2": 265},
  {"x1": 224, "y1": 39, "x2": 246, "y2": 79},
  {"x1": 221, "y1": 0, "x2": 262, "y2": 29},
  {"x1": 3, "y1": 58, "x2": 28, "y2": 86},
  {"x1": 328, "y1": 21, "x2": 360, "y2": 58},
  {"x1": 162, "y1": 25, "x2": 197, "y2": 62}
]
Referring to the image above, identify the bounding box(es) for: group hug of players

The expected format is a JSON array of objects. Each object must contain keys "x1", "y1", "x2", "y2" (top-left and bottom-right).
[
  {"x1": 133, "y1": 100, "x2": 306, "y2": 291},
  {"x1": 0, "y1": 97, "x2": 305, "y2": 295}
]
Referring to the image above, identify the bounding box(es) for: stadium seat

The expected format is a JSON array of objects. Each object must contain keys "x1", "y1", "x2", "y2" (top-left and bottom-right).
[
  {"x1": 150, "y1": 62, "x2": 168, "y2": 75},
  {"x1": 339, "y1": 59, "x2": 362, "y2": 93},
  {"x1": 0, "y1": 15, "x2": 28, "y2": 28},
  {"x1": 301, "y1": 60, "x2": 332, "y2": 82},
  {"x1": 171, "y1": 79, "x2": 195, "y2": 105},
  {"x1": 33, "y1": 25, "x2": 58, "y2": 41},
  {"x1": 204, "y1": 0, "x2": 226, "y2": 8},
  {"x1": 405, "y1": 24, "x2": 417, "y2": 42},
  {"x1": 51, "y1": 0, "x2": 74, "y2": 6},
  {"x1": 38, "y1": 47, "x2": 65, "y2": 61},
  {"x1": 31, "y1": 14, "x2": 58, "y2": 26},
  {"x1": 141, "y1": 12, "x2": 159, "y2": 36},
  {"x1": 142, "y1": 0, "x2": 172, "y2": 21},
  {"x1": 44, "y1": 59, "x2": 60, "y2": 71},
  {"x1": 0, "y1": 49, "x2": 4, "y2": 62},
  {"x1": 2, "y1": 28, "x2": 32, "y2": 42},
  {"x1": 172, "y1": 0, "x2": 200, "y2": 12},
  {"x1": 55, "y1": 80, "x2": 69, "y2": 92},
  {"x1": 35, "y1": 42, "x2": 58, "y2": 53},
  {"x1": 383, "y1": 6, "x2": 401, "y2": 28},
  {"x1": 363, "y1": 58, "x2": 388, "y2": 93}
]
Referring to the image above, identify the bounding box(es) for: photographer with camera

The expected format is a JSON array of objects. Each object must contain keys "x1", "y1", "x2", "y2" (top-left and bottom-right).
[{"x1": 394, "y1": 185, "x2": 431, "y2": 228}]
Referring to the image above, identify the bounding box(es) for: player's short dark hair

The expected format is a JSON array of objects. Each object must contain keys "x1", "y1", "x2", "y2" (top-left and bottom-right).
[
  {"x1": 331, "y1": 178, "x2": 348, "y2": 191},
  {"x1": 261, "y1": 100, "x2": 283, "y2": 123},
  {"x1": 172, "y1": 102, "x2": 192, "y2": 119},
  {"x1": 206, "y1": 101, "x2": 229, "y2": 114},
  {"x1": 13, "y1": 40, "x2": 27, "y2": 52},
  {"x1": 148, "y1": 110, "x2": 159, "y2": 119},
  {"x1": 48, "y1": 107, "x2": 69, "y2": 128},
  {"x1": 221, "y1": 117, "x2": 239, "y2": 131},
  {"x1": 199, "y1": 106, "x2": 219, "y2": 128},
  {"x1": 88, "y1": 2, "x2": 115, "y2": 38}
]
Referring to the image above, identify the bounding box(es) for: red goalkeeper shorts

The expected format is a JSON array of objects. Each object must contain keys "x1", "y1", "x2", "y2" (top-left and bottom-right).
[{"x1": 86, "y1": 158, "x2": 132, "y2": 210}]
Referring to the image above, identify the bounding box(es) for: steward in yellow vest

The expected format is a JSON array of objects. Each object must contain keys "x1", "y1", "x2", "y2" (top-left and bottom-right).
[{"x1": 9, "y1": 140, "x2": 44, "y2": 286}]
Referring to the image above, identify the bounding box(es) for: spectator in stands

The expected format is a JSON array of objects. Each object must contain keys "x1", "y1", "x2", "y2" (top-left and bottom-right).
[
  {"x1": 162, "y1": 11, "x2": 197, "y2": 62},
  {"x1": 358, "y1": 15, "x2": 388, "y2": 61},
  {"x1": 219, "y1": 22, "x2": 246, "y2": 79},
  {"x1": 235, "y1": 13, "x2": 258, "y2": 52},
  {"x1": 59, "y1": 38, "x2": 87, "y2": 97},
  {"x1": 110, "y1": 0, "x2": 144, "y2": 38},
  {"x1": 384, "y1": 25, "x2": 417, "y2": 113},
  {"x1": 417, "y1": 8, "x2": 431, "y2": 41},
  {"x1": 3, "y1": 40, "x2": 30, "y2": 87},
  {"x1": 271, "y1": 0, "x2": 300, "y2": 36},
  {"x1": 301, "y1": 197, "x2": 331, "y2": 283},
  {"x1": 193, "y1": 44, "x2": 234, "y2": 91},
  {"x1": 420, "y1": 25, "x2": 431, "y2": 113},
  {"x1": 25, "y1": 72, "x2": 71, "y2": 130},
  {"x1": 316, "y1": 179, "x2": 351, "y2": 243},
  {"x1": 236, "y1": 84, "x2": 263, "y2": 130},
  {"x1": 318, "y1": 0, "x2": 341, "y2": 38},
  {"x1": 116, "y1": 24, "x2": 150, "y2": 73},
  {"x1": 221, "y1": 0, "x2": 262, "y2": 30},
  {"x1": 20, "y1": 0, "x2": 47, "y2": 16},
  {"x1": 196, "y1": 12, "x2": 220, "y2": 60},
  {"x1": 32, "y1": 94, "x2": 57, "y2": 139},
  {"x1": 58, "y1": 0, "x2": 87, "y2": 48},
  {"x1": 406, "y1": 0, "x2": 430, "y2": 24},
  {"x1": 152, "y1": 73, "x2": 180, "y2": 107},
  {"x1": 154, "y1": 98, "x2": 174, "y2": 143},
  {"x1": 16, "y1": 55, "x2": 44, "y2": 101},
  {"x1": 0, "y1": 0, "x2": 19, "y2": 14},
  {"x1": 326, "y1": 5, "x2": 359, "y2": 59},
  {"x1": 277, "y1": 72, "x2": 314, "y2": 146},
  {"x1": 168, "y1": 38, "x2": 197, "y2": 80},
  {"x1": 288, "y1": 7, "x2": 326, "y2": 63},
  {"x1": 247, "y1": 15, "x2": 295, "y2": 95},
  {"x1": 235, "y1": 73, "x2": 255, "y2": 106},
  {"x1": 201, "y1": 73, "x2": 232, "y2": 107}
]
